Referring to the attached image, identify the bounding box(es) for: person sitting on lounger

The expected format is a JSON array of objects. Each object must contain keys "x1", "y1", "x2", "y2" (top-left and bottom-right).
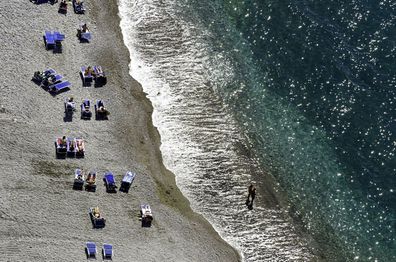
[
  {"x1": 60, "y1": 0, "x2": 67, "y2": 8},
  {"x1": 82, "y1": 23, "x2": 89, "y2": 33},
  {"x1": 66, "y1": 98, "x2": 75, "y2": 111},
  {"x1": 61, "y1": 136, "x2": 67, "y2": 146},
  {"x1": 85, "y1": 66, "x2": 94, "y2": 76}
]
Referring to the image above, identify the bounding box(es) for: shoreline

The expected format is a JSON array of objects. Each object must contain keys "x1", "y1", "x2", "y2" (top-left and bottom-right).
[{"x1": 0, "y1": 0, "x2": 240, "y2": 261}]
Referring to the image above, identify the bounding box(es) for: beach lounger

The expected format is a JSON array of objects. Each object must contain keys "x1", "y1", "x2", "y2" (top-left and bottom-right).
[
  {"x1": 85, "y1": 242, "x2": 97, "y2": 259},
  {"x1": 94, "y1": 100, "x2": 109, "y2": 120},
  {"x1": 44, "y1": 31, "x2": 55, "y2": 49},
  {"x1": 65, "y1": 97, "x2": 76, "y2": 112},
  {"x1": 72, "y1": 0, "x2": 86, "y2": 14},
  {"x1": 77, "y1": 24, "x2": 91, "y2": 42},
  {"x1": 58, "y1": 0, "x2": 67, "y2": 14},
  {"x1": 85, "y1": 171, "x2": 97, "y2": 192},
  {"x1": 81, "y1": 99, "x2": 92, "y2": 120},
  {"x1": 80, "y1": 66, "x2": 94, "y2": 86},
  {"x1": 93, "y1": 66, "x2": 107, "y2": 86},
  {"x1": 49, "y1": 80, "x2": 71, "y2": 94},
  {"x1": 140, "y1": 204, "x2": 153, "y2": 227},
  {"x1": 120, "y1": 171, "x2": 136, "y2": 193},
  {"x1": 75, "y1": 138, "x2": 85, "y2": 157},
  {"x1": 73, "y1": 169, "x2": 85, "y2": 190},
  {"x1": 66, "y1": 137, "x2": 77, "y2": 157},
  {"x1": 64, "y1": 97, "x2": 76, "y2": 122},
  {"x1": 102, "y1": 244, "x2": 113, "y2": 260},
  {"x1": 55, "y1": 137, "x2": 67, "y2": 158},
  {"x1": 89, "y1": 207, "x2": 106, "y2": 228},
  {"x1": 103, "y1": 172, "x2": 117, "y2": 193}
]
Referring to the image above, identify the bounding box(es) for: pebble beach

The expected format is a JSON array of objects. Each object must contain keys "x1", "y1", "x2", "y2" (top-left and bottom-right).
[{"x1": 0, "y1": 1, "x2": 240, "y2": 261}]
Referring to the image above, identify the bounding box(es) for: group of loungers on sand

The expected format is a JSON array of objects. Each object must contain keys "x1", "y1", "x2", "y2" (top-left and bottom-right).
[
  {"x1": 73, "y1": 170, "x2": 137, "y2": 194},
  {"x1": 32, "y1": 65, "x2": 107, "y2": 94},
  {"x1": 65, "y1": 97, "x2": 109, "y2": 121},
  {"x1": 73, "y1": 169, "x2": 154, "y2": 259},
  {"x1": 31, "y1": 0, "x2": 86, "y2": 15},
  {"x1": 55, "y1": 136, "x2": 85, "y2": 158},
  {"x1": 31, "y1": 2, "x2": 153, "y2": 259},
  {"x1": 33, "y1": 68, "x2": 72, "y2": 94}
]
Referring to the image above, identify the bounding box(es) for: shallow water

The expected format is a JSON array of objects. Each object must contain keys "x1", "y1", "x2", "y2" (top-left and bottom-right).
[{"x1": 119, "y1": 0, "x2": 396, "y2": 260}]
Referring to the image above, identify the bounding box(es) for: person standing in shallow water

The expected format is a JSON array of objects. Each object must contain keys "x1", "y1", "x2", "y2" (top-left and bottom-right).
[{"x1": 246, "y1": 184, "x2": 256, "y2": 210}]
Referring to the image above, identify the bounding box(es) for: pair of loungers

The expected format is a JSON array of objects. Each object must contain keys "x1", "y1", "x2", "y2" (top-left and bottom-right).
[
  {"x1": 80, "y1": 66, "x2": 107, "y2": 86},
  {"x1": 86, "y1": 242, "x2": 112, "y2": 260},
  {"x1": 73, "y1": 169, "x2": 97, "y2": 191},
  {"x1": 33, "y1": 68, "x2": 71, "y2": 94},
  {"x1": 103, "y1": 171, "x2": 136, "y2": 193},
  {"x1": 43, "y1": 31, "x2": 65, "y2": 52}
]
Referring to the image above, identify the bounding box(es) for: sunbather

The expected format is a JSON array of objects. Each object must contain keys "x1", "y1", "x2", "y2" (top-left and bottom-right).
[
  {"x1": 98, "y1": 106, "x2": 107, "y2": 113},
  {"x1": 69, "y1": 140, "x2": 75, "y2": 151},
  {"x1": 93, "y1": 207, "x2": 100, "y2": 218},
  {"x1": 61, "y1": 136, "x2": 67, "y2": 146},
  {"x1": 76, "y1": 140, "x2": 84, "y2": 152},
  {"x1": 82, "y1": 23, "x2": 89, "y2": 33},
  {"x1": 98, "y1": 100, "x2": 104, "y2": 108},
  {"x1": 87, "y1": 172, "x2": 96, "y2": 183},
  {"x1": 84, "y1": 66, "x2": 95, "y2": 76}
]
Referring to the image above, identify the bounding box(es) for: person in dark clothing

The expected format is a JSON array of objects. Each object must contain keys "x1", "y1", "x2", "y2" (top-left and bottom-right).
[{"x1": 246, "y1": 184, "x2": 256, "y2": 209}]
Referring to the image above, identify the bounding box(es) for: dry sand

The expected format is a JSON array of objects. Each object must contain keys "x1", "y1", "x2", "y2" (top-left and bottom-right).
[{"x1": 0, "y1": 0, "x2": 240, "y2": 261}]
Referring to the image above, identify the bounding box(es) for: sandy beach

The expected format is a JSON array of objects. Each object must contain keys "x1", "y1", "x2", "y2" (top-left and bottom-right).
[{"x1": 0, "y1": 1, "x2": 240, "y2": 261}]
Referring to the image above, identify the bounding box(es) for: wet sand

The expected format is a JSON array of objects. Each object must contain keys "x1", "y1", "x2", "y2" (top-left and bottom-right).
[{"x1": 0, "y1": 0, "x2": 240, "y2": 261}]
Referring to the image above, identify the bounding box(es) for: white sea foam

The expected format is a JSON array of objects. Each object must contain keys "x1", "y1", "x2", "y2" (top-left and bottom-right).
[{"x1": 118, "y1": 0, "x2": 314, "y2": 260}]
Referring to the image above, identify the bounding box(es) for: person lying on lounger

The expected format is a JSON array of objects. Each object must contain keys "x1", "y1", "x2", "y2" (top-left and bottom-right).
[
  {"x1": 76, "y1": 140, "x2": 84, "y2": 152},
  {"x1": 69, "y1": 140, "x2": 75, "y2": 151},
  {"x1": 93, "y1": 207, "x2": 100, "y2": 218}
]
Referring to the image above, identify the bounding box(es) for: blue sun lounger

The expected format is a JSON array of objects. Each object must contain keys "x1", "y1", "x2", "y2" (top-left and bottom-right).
[
  {"x1": 86, "y1": 242, "x2": 97, "y2": 259},
  {"x1": 49, "y1": 80, "x2": 71, "y2": 93},
  {"x1": 120, "y1": 171, "x2": 136, "y2": 193},
  {"x1": 44, "y1": 31, "x2": 55, "y2": 49},
  {"x1": 103, "y1": 172, "x2": 117, "y2": 193},
  {"x1": 81, "y1": 66, "x2": 93, "y2": 85},
  {"x1": 44, "y1": 68, "x2": 56, "y2": 75},
  {"x1": 102, "y1": 244, "x2": 113, "y2": 260}
]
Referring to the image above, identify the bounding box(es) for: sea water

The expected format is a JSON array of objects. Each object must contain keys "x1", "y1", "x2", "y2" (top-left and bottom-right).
[{"x1": 119, "y1": 0, "x2": 396, "y2": 260}]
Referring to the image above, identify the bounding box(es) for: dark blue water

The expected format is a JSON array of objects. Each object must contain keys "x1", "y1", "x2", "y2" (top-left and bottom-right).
[{"x1": 201, "y1": 0, "x2": 396, "y2": 260}]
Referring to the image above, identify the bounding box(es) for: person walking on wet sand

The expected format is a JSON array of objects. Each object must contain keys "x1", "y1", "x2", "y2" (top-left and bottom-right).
[{"x1": 246, "y1": 184, "x2": 256, "y2": 209}]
